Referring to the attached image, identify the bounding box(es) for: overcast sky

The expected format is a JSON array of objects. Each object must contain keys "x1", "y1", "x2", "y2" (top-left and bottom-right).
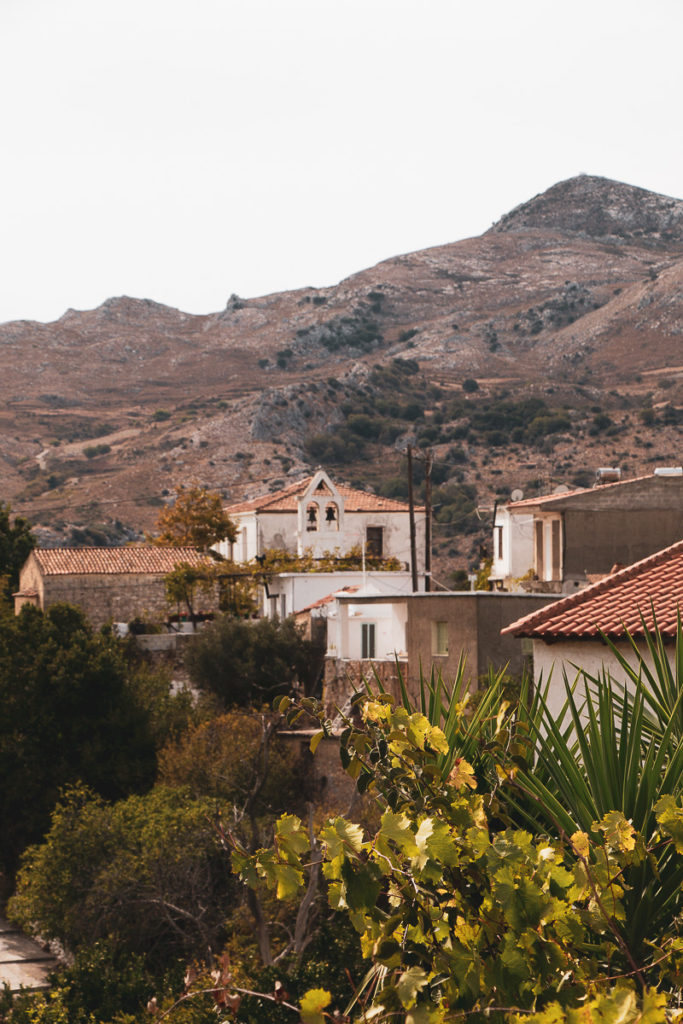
[{"x1": 2, "y1": 0, "x2": 682, "y2": 325}]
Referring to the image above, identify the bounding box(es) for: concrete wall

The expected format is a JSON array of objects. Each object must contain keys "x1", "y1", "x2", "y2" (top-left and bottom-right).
[
  {"x1": 563, "y1": 507, "x2": 683, "y2": 579},
  {"x1": 221, "y1": 509, "x2": 425, "y2": 570},
  {"x1": 405, "y1": 592, "x2": 557, "y2": 693},
  {"x1": 532, "y1": 637, "x2": 676, "y2": 721},
  {"x1": 266, "y1": 570, "x2": 416, "y2": 618},
  {"x1": 491, "y1": 508, "x2": 535, "y2": 585}
]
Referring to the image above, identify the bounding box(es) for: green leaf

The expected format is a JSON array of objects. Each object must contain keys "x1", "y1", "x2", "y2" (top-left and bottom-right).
[
  {"x1": 321, "y1": 818, "x2": 364, "y2": 859},
  {"x1": 341, "y1": 858, "x2": 382, "y2": 911},
  {"x1": 396, "y1": 966, "x2": 429, "y2": 1009}
]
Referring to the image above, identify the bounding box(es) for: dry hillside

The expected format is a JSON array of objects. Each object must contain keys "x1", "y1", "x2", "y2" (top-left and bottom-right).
[{"x1": 2, "y1": 174, "x2": 682, "y2": 580}]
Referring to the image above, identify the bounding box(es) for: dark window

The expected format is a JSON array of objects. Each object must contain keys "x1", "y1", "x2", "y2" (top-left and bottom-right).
[
  {"x1": 366, "y1": 526, "x2": 384, "y2": 558},
  {"x1": 362, "y1": 622, "x2": 376, "y2": 659}
]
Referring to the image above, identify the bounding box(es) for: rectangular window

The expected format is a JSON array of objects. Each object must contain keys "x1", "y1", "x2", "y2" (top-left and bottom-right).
[
  {"x1": 361, "y1": 622, "x2": 376, "y2": 659},
  {"x1": 366, "y1": 527, "x2": 384, "y2": 558},
  {"x1": 495, "y1": 525, "x2": 504, "y2": 561},
  {"x1": 432, "y1": 621, "x2": 449, "y2": 656}
]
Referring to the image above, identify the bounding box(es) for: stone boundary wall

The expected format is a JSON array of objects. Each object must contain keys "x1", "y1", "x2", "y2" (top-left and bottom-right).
[{"x1": 41, "y1": 574, "x2": 219, "y2": 629}]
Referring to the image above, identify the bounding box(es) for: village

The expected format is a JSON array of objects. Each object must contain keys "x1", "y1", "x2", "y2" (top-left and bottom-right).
[{"x1": 11, "y1": 464, "x2": 683, "y2": 720}]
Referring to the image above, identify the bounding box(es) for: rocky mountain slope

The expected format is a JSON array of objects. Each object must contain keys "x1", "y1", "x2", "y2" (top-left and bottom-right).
[{"x1": 2, "y1": 174, "x2": 682, "y2": 578}]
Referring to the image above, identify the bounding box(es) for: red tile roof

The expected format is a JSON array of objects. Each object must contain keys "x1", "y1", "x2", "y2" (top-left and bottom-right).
[
  {"x1": 32, "y1": 547, "x2": 211, "y2": 576},
  {"x1": 503, "y1": 539, "x2": 683, "y2": 641},
  {"x1": 296, "y1": 585, "x2": 360, "y2": 614},
  {"x1": 226, "y1": 476, "x2": 421, "y2": 515}
]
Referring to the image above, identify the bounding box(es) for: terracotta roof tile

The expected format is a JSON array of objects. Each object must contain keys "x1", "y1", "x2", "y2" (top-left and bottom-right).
[
  {"x1": 503, "y1": 538, "x2": 683, "y2": 640},
  {"x1": 296, "y1": 585, "x2": 360, "y2": 614},
  {"x1": 32, "y1": 547, "x2": 211, "y2": 576},
  {"x1": 226, "y1": 476, "x2": 422, "y2": 515}
]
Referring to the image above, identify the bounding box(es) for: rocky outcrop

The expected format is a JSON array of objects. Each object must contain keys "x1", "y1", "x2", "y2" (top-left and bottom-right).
[{"x1": 491, "y1": 174, "x2": 683, "y2": 250}]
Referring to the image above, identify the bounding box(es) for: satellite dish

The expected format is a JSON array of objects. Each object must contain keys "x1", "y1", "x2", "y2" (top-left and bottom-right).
[
  {"x1": 510, "y1": 488, "x2": 524, "y2": 502},
  {"x1": 552, "y1": 484, "x2": 571, "y2": 494}
]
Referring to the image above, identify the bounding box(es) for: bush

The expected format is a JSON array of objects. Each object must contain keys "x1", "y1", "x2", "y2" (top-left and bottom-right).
[
  {"x1": 83, "y1": 443, "x2": 111, "y2": 458},
  {"x1": 157, "y1": 712, "x2": 311, "y2": 815},
  {"x1": 462, "y1": 377, "x2": 479, "y2": 392},
  {"x1": 185, "y1": 615, "x2": 324, "y2": 706},
  {"x1": 9, "y1": 785, "x2": 232, "y2": 967}
]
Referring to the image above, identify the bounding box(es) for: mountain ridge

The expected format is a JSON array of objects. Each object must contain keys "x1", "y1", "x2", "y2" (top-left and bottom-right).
[{"x1": 1, "y1": 174, "x2": 682, "y2": 577}]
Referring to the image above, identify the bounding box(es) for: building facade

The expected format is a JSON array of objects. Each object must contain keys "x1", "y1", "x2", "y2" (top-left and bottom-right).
[
  {"x1": 217, "y1": 470, "x2": 426, "y2": 571},
  {"x1": 14, "y1": 546, "x2": 214, "y2": 629}
]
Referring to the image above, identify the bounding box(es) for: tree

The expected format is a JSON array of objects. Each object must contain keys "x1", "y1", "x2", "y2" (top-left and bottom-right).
[
  {"x1": 150, "y1": 484, "x2": 237, "y2": 549},
  {"x1": 0, "y1": 603, "x2": 157, "y2": 876},
  {"x1": 184, "y1": 614, "x2": 325, "y2": 706},
  {"x1": 229, "y1": 668, "x2": 683, "y2": 1024},
  {"x1": 9, "y1": 784, "x2": 233, "y2": 968},
  {"x1": 0, "y1": 502, "x2": 35, "y2": 601}
]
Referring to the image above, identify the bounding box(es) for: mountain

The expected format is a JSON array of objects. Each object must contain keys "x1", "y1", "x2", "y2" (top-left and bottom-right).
[{"x1": 2, "y1": 175, "x2": 682, "y2": 577}]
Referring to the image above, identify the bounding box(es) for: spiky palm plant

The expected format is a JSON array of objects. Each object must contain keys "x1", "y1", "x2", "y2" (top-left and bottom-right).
[{"x1": 503, "y1": 640, "x2": 683, "y2": 965}]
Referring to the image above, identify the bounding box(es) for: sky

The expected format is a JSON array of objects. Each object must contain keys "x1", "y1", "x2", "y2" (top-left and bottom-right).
[{"x1": 1, "y1": 0, "x2": 683, "y2": 325}]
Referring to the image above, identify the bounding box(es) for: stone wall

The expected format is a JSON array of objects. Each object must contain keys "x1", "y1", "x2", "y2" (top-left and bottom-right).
[
  {"x1": 322, "y1": 657, "x2": 407, "y2": 718},
  {"x1": 41, "y1": 573, "x2": 219, "y2": 629}
]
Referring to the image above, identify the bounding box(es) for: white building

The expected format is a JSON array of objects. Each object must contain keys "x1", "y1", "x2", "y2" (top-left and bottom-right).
[
  {"x1": 267, "y1": 570, "x2": 417, "y2": 621},
  {"x1": 217, "y1": 469, "x2": 426, "y2": 571},
  {"x1": 491, "y1": 471, "x2": 683, "y2": 594},
  {"x1": 502, "y1": 538, "x2": 683, "y2": 719}
]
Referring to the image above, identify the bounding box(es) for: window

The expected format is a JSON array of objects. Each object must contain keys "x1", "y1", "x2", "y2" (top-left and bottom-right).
[
  {"x1": 432, "y1": 620, "x2": 449, "y2": 656},
  {"x1": 361, "y1": 622, "x2": 376, "y2": 659},
  {"x1": 366, "y1": 526, "x2": 384, "y2": 558},
  {"x1": 280, "y1": 594, "x2": 287, "y2": 619},
  {"x1": 495, "y1": 525, "x2": 504, "y2": 561}
]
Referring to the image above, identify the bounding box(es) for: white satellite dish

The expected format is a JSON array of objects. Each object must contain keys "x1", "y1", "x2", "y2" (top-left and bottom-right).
[
  {"x1": 510, "y1": 488, "x2": 524, "y2": 502},
  {"x1": 552, "y1": 484, "x2": 571, "y2": 494}
]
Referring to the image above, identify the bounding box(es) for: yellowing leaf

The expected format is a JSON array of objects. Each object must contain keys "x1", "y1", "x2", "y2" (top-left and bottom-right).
[
  {"x1": 655, "y1": 794, "x2": 683, "y2": 854},
  {"x1": 299, "y1": 987, "x2": 332, "y2": 1024},
  {"x1": 448, "y1": 758, "x2": 477, "y2": 790},
  {"x1": 321, "y1": 818, "x2": 364, "y2": 859},
  {"x1": 598, "y1": 811, "x2": 636, "y2": 852},
  {"x1": 309, "y1": 729, "x2": 325, "y2": 755},
  {"x1": 570, "y1": 830, "x2": 590, "y2": 859}
]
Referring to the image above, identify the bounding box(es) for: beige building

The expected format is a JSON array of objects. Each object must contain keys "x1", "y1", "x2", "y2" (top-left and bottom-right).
[
  {"x1": 14, "y1": 546, "x2": 214, "y2": 629},
  {"x1": 491, "y1": 469, "x2": 683, "y2": 594},
  {"x1": 322, "y1": 590, "x2": 556, "y2": 710}
]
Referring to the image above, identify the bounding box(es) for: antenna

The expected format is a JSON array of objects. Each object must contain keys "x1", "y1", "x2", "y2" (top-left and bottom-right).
[{"x1": 510, "y1": 488, "x2": 524, "y2": 502}]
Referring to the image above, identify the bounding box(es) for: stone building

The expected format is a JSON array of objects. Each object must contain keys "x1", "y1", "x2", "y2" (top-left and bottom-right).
[{"x1": 14, "y1": 546, "x2": 214, "y2": 629}]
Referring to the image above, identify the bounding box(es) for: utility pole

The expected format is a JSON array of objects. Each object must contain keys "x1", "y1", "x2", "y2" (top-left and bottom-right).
[
  {"x1": 424, "y1": 448, "x2": 433, "y2": 592},
  {"x1": 407, "y1": 446, "x2": 418, "y2": 592}
]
